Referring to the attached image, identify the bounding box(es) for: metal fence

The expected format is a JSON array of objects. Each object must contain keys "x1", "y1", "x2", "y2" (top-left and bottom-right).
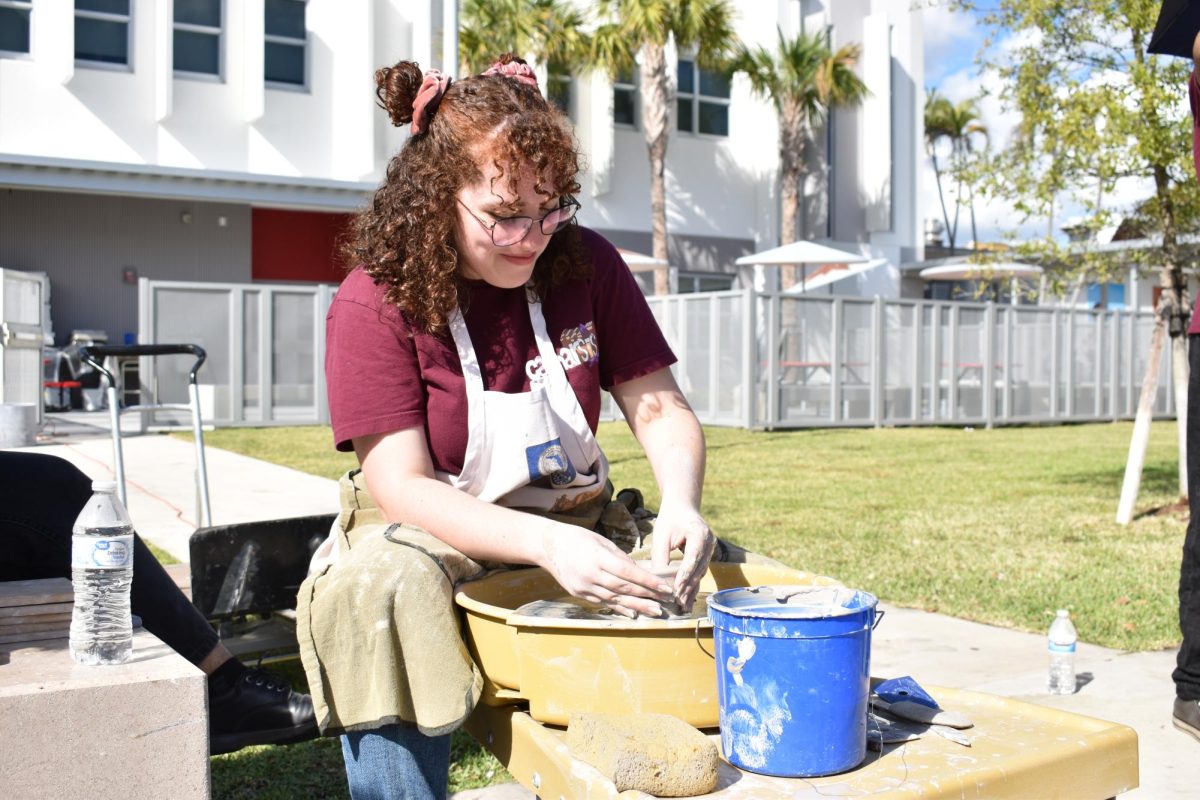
[
  {"x1": 645, "y1": 292, "x2": 1173, "y2": 429},
  {"x1": 138, "y1": 280, "x2": 1173, "y2": 429}
]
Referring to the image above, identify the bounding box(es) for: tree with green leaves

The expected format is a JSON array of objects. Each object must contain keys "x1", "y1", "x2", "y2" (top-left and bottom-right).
[
  {"x1": 733, "y1": 29, "x2": 868, "y2": 288},
  {"x1": 960, "y1": 0, "x2": 1200, "y2": 516},
  {"x1": 924, "y1": 89, "x2": 988, "y2": 250},
  {"x1": 459, "y1": 0, "x2": 591, "y2": 82},
  {"x1": 590, "y1": 0, "x2": 740, "y2": 294}
]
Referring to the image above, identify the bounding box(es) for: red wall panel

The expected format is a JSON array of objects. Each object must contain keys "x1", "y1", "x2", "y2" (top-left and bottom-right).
[{"x1": 251, "y1": 208, "x2": 353, "y2": 283}]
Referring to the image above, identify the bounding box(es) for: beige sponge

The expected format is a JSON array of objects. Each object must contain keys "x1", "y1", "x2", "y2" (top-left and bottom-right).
[{"x1": 566, "y1": 712, "x2": 720, "y2": 797}]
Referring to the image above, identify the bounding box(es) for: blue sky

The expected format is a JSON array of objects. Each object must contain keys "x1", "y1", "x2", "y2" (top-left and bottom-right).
[{"x1": 923, "y1": 4, "x2": 986, "y2": 87}]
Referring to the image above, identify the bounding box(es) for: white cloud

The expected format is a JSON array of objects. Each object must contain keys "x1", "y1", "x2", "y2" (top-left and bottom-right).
[{"x1": 922, "y1": 3, "x2": 975, "y2": 49}]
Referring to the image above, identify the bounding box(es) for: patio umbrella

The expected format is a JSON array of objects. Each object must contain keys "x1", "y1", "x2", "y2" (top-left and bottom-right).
[
  {"x1": 735, "y1": 240, "x2": 867, "y2": 291},
  {"x1": 916, "y1": 261, "x2": 1043, "y2": 281},
  {"x1": 1149, "y1": 0, "x2": 1200, "y2": 58}
]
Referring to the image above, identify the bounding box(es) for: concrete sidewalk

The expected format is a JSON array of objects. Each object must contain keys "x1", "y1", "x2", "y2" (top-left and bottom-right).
[{"x1": 17, "y1": 412, "x2": 1196, "y2": 797}]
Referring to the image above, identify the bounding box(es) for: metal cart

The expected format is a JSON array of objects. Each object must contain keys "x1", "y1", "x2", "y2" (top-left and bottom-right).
[{"x1": 80, "y1": 344, "x2": 212, "y2": 528}]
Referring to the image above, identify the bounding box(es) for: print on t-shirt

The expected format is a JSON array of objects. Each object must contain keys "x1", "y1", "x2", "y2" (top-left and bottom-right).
[
  {"x1": 525, "y1": 438, "x2": 578, "y2": 486},
  {"x1": 524, "y1": 321, "x2": 600, "y2": 387}
]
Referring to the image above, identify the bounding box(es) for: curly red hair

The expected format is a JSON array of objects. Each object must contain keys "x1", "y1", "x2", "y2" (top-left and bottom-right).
[{"x1": 342, "y1": 54, "x2": 590, "y2": 334}]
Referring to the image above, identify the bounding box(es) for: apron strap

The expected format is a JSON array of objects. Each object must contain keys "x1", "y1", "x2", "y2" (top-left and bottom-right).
[{"x1": 448, "y1": 308, "x2": 487, "y2": 490}]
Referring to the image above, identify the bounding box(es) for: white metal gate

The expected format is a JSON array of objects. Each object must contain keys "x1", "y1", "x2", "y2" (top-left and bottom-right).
[{"x1": 0, "y1": 268, "x2": 45, "y2": 424}]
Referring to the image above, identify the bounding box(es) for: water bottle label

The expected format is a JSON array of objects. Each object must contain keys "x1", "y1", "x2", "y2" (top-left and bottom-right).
[
  {"x1": 1048, "y1": 641, "x2": 1076, "y2": 654},
  {"x1": 72, "y1": 537, "x2": 132, "y2": 568}
]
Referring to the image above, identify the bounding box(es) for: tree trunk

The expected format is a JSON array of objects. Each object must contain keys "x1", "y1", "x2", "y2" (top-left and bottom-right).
[
  {"x1": 778, "y1": 104, "x2": 804, "y2": 290},
  {"x1": 641, "y1": 43, "x2": 671, "y2": 296},
  {"x1": 1117, "y1": 312, "x2": 1167, "y2": 524},
  {"x1": 929, "y1": 147, "x2": 952, "y2": 250},
  {"x1": 1174, "y1": 333, "x2": 1189, "y2": 498},
  {"x1": 1152, "y1": 163, "x2": 1189, "y2": 500}
]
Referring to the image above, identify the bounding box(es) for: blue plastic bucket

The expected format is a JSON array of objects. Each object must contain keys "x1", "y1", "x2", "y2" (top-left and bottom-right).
[{"x1": 707, "y1": 585, "x2": 878, "y2": 777}]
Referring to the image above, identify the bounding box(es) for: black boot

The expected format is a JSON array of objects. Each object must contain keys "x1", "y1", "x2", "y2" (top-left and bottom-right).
[
  {"x1": 209, "y1": 665, "x2": 319, "y2": 755},
  {"x1": 1175, "y1": 697, "x2": 1200, "y2": 743}
]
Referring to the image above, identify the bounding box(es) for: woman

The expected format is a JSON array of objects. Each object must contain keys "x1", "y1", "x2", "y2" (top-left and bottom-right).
[{"x1": 298, "y1": 54, "x2": 727, "y2": 799}]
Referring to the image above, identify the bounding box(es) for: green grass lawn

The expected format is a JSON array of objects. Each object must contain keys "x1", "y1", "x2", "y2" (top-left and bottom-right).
[
  {"x1": 197, "y1": 420, "x2": 1186, "y2": 652},
  {"x1": 191, "y1": 420, "x2": 1188, "y2": 797}
]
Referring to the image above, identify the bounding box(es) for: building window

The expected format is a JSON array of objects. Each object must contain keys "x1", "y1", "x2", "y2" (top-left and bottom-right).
[
  {"x1": 174, "y1": 0, "x2": 222, "y2": 77},
  {"x1": 547, "y1": 63, "x2": 572, "y2": 117},
  {"x1": 265, "y1": 0, "x2": 306, "y2": 87},
  {"x1": 677, "y1": 273, "x2": 735, "y2": 294},
  {"x1": 1086, "y1": 282, "x2": 1126, "y2": 310},
  {"x1": 75, "y1": 0, "x2": 131, "y2": 67},
  {"x1": 0, "y1": 0, "x2": 32, "y2": 56},
  {"x1": 613, "y1": 67, "x2": 637, "y2": 128},
  {"x1": 676, "y1": 57, "x2": 730, "y2": 136}
]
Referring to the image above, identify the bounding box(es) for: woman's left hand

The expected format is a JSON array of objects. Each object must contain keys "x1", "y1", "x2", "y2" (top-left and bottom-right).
[{"x1": 650, "y1": 503, "x2": 716, "y2": 612}]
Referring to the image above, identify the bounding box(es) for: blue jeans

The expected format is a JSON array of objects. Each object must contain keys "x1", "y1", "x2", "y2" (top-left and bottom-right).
[{"x1": 341, "y1": 725, "x2": 451, "y2": 800}]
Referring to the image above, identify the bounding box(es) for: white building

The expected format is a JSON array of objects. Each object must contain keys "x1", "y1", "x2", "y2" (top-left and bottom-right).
[{"x1": 0, "y1": 0, "x2": 922, "y2": 345}]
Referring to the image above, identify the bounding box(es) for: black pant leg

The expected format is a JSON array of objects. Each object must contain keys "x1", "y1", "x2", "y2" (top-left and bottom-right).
[
  {"x1": 0, "y1": 452, "x2": 218, "y2": 667},
  {"x1": 1175, "y1": 336, "x2": 1200, "y2": 700}
]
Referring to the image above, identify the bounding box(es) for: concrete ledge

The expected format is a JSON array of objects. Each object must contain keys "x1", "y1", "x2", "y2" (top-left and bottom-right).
[{"x1": 0, "y1": 629, "x2": 208, "y2": 800}]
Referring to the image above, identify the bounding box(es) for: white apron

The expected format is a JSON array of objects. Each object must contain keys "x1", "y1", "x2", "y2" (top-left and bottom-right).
[
  {"x1": 308, "y1": 294, "x2": 609, "y2": 573},
  {"x1": 441, "y1": 297, "x2": 609, "y2": 512}
]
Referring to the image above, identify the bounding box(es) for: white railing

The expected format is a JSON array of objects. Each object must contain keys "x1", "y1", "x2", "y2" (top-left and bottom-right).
[
  {"x1": 140, "y1": 280, "x2": 1171, "y2": 429},
  {"x1": 644, "y1": 292, "x2": 1171, "y2": 429}
]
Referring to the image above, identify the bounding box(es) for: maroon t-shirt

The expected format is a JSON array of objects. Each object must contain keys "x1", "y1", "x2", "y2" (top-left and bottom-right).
[
  {"x1": 1189, "y1": 72, "x2": 1200, "y2": 334},
  {"x1": 325, "y1": 227, "x2": 676, "y2": 473}
]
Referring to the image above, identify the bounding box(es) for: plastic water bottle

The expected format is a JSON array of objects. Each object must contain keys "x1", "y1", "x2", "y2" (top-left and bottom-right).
[
  {"x1": 69, "y1": 481, "x2": 134, "y2": 665},
  {"x1": 1047, "y1": 609, "x2": 1077, "y2": 695}
]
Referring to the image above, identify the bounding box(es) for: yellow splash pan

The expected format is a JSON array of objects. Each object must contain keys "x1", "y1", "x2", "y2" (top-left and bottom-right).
[{"x1": 454, "y1": 561, "x2": 838, "y2": 727}]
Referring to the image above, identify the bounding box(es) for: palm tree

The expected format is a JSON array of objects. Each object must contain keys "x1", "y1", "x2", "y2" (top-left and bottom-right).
[
  {"x1": 924, "y1": 90, "x2": 988, "y2": 250},
  {"x1": 459, "y1": 0, "x2": 591, "y2": 80},
  {"x1": 734, "y1": 29, "x2": 868, "y2": 288},
  {"x1": 591, "y1": 0, "x2": 740, "y2": 295}
]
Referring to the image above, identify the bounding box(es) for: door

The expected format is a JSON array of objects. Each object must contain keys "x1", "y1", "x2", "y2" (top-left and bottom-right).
[{"x1": 0, "y1": 268, "x2": 45, "y2": 424}]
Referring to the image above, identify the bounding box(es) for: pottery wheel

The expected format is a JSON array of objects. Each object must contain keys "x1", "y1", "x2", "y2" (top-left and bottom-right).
[{"x1": 512, "y1": 593, "x2": 711, "y2": 623}]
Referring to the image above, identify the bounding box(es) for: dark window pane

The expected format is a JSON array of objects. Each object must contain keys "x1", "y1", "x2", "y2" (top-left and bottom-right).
[
  {"x1": 698, "y1": 276, "x2": 733, "y2": 292},
  {"x1": 677, "y1": 98, "x2": 693, "y2": 132},
  {"x1": 699, "y1": 68, "x2": 730, "y2": 98},
  {"x1": 175, "y1": 0, "x2": 221, "y2": 27},
  {"x1": 76, "y1": 0, "x2": 130, "y2": 14},
  {"x1": 548, "y1": 77, "x2": 570, "y2": 113},
  {"x1": 0, "y1": 8, "x2": 31, "y2": 53},
  {"x1": 677, "y1": 59, "x2": 694, "y2": 94},
  {"x1": 614, "y1": 88, "x2": 634, "y2": 125},
  {"x1": 265, "y1": 41, "x2": 304, "y2": 84},
  {"x1": 616, "y1": 66, "x2": 634, "y2": 85},
  {"x1": 174, "y1": 30, "x2": 219, "y2": 74},
  {"x1": 75, "y1": 18, "x2": 128, "y2": 64},
  {"x1": 698, "y1": 101, "x2": 728, "y2": 136},
  {"x1": 265, "y1": 0, "x2": 306, "y2": 39}
]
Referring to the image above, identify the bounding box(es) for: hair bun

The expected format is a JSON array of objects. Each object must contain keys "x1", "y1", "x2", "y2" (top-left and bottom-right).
[{"x1": 375, "y1": 61, "x2": 425, "y2": 127}]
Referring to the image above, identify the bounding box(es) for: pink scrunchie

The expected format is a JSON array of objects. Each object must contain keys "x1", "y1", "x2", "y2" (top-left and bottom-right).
[
  {"x1": 482, "y1": 59, "x2": 540, "y2": 90},
  {"x1": 411, "y1": 69, "x2": 452, "y2": 135}
]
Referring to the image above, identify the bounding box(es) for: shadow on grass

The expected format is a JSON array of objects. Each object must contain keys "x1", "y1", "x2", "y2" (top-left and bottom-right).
[
  {"x1": 1052, "y1": 463, "x2": 1179, "y2": 496},
  {"x1": 211, "y1": 737, "x2": 349, "y2": 800}
]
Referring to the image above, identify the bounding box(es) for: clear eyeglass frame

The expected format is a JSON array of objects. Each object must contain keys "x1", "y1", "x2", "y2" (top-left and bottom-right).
[{"x1": 457, "y1": 196, "x2": 581, "y2": 247}]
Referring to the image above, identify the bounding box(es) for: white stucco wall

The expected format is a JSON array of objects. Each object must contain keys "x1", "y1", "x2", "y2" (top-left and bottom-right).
[
  {"x1": 0, "y1": 0, "x2": 409, "y2": 184},
  {"x1": 0, "y1": 0, "x2": 923, "y2": 289}
]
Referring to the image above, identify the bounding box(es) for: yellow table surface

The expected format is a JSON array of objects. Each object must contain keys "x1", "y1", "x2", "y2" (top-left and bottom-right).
[{"x1": 464, "y1": 684, "x2": 1138, "y2": 799}]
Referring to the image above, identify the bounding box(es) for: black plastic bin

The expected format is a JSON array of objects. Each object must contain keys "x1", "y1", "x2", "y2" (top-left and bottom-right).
[{"x1": 189, "y1": 513, "x2": 335, "y2": 620}]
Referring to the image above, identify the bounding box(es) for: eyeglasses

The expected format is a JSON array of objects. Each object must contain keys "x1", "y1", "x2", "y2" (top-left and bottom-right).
[{"x1": 456, "y1": 196, "x2": 581, "y2": 247}]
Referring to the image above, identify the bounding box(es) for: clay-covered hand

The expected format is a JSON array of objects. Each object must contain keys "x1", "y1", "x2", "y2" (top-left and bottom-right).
[
  {"x1": 650, "y1": 503, "x2": 716, "y2": 612},
  {"x1": 539, "y1": 523, "x2": 674, "y2": 618}
]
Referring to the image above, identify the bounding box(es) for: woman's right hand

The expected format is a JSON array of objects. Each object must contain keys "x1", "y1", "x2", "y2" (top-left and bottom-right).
[{"x1": 538, "y1": 523, "x2": 675, "y2": 618}]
